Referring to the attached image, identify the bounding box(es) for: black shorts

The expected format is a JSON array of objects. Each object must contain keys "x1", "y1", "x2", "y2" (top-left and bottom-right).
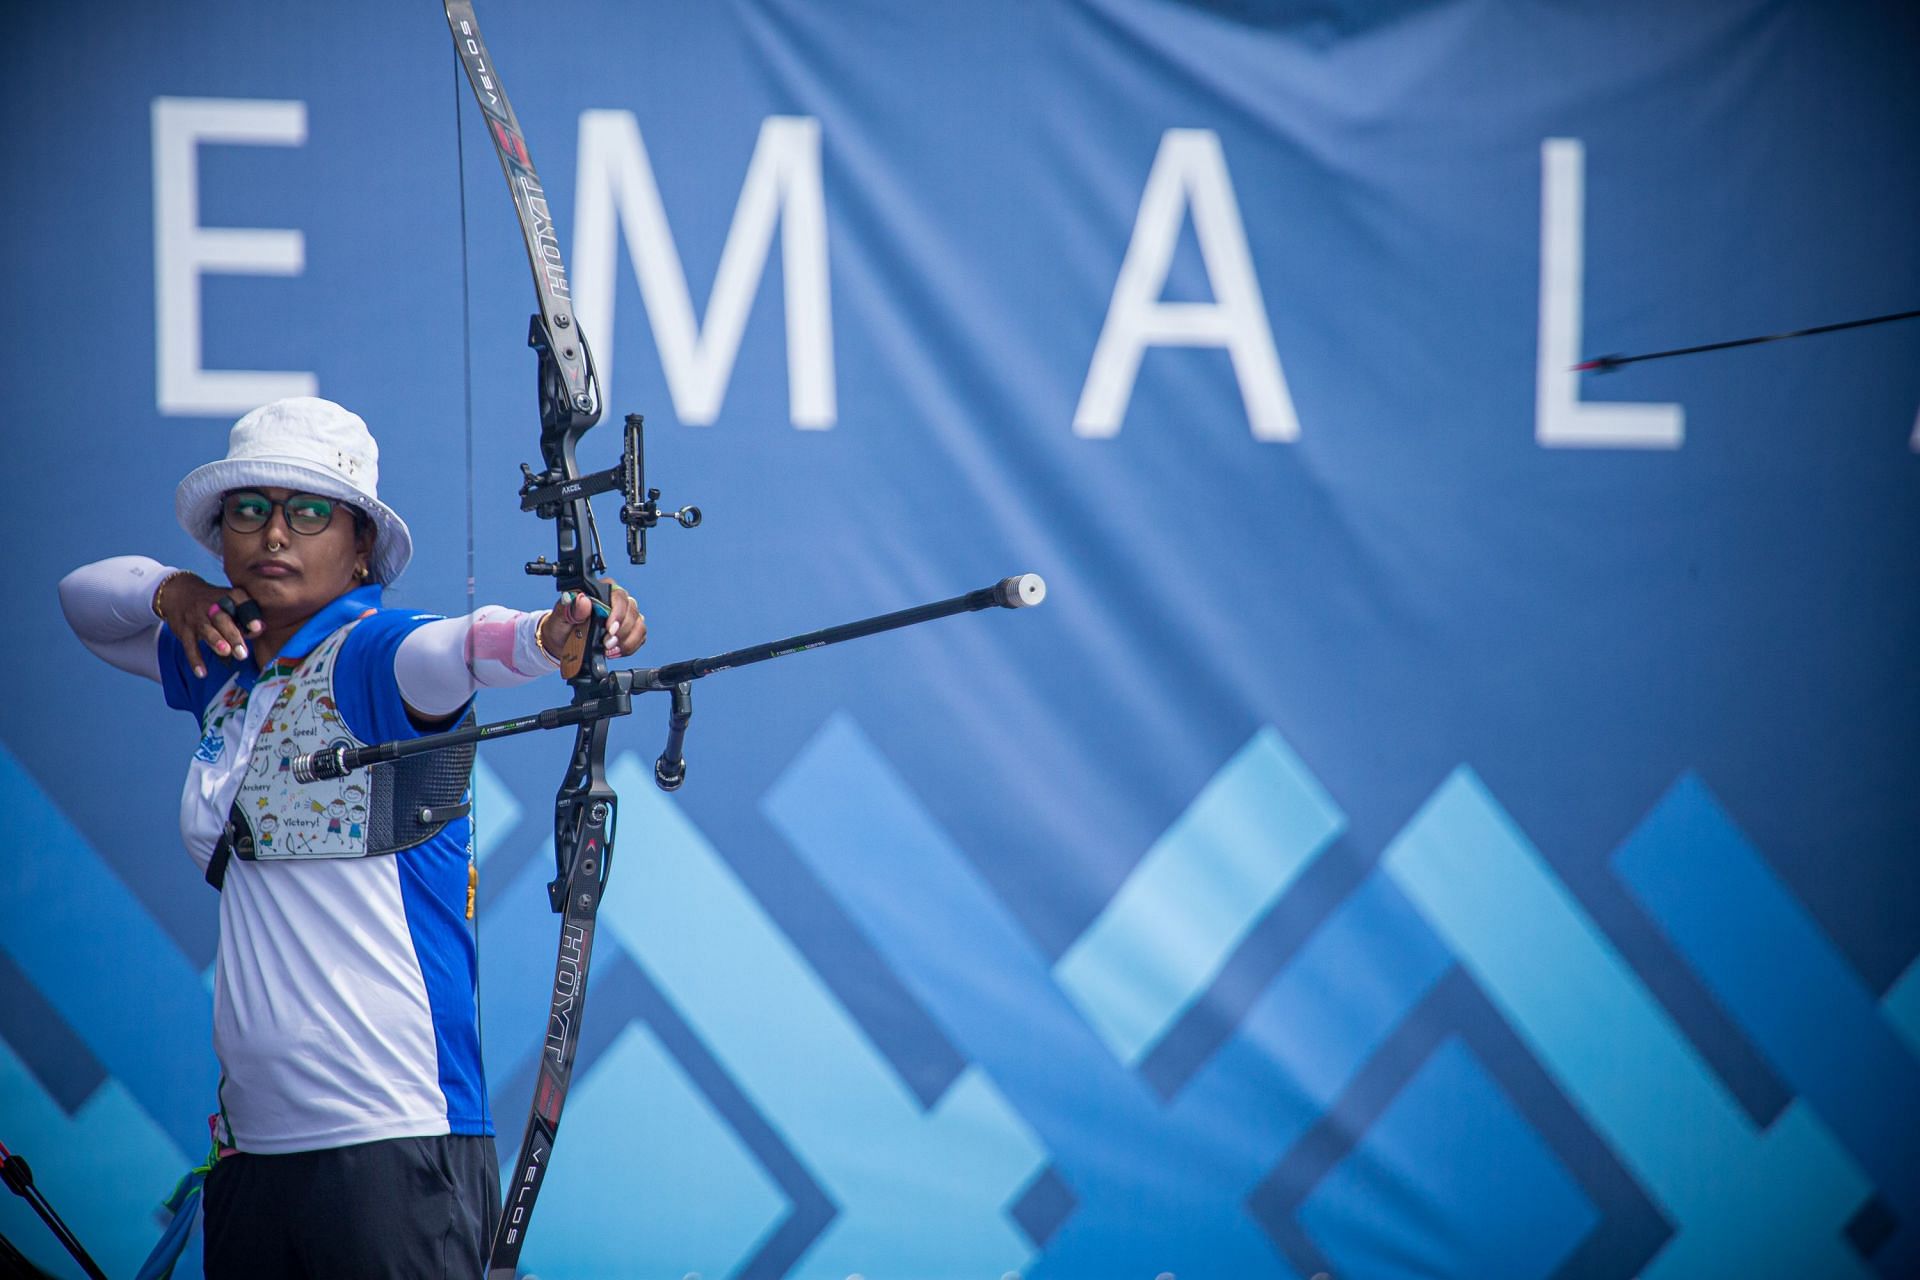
[{"x1": 202, "y1": 1134, "x2": 499, "y2": 1279}]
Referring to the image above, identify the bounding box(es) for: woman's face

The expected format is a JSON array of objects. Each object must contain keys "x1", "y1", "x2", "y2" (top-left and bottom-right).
[{"x1": 218, "y1": 486, "x2": 374, "y2": 622}]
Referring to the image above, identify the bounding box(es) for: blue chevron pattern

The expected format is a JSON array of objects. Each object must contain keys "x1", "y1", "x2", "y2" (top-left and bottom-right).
[{"x1": 2, "y1": 724, "x2": 1914, "y2": 1278}]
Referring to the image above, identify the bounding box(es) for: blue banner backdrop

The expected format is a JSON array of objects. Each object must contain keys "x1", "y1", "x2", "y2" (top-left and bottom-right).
[{"x1": 2, "y1": 1, "x2": 1917, "y2": 1276}]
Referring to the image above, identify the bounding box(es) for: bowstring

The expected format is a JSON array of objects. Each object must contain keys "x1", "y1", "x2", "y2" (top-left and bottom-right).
[{"x1": 454, "y1": 51, "x2": 484, "y2": 1047}]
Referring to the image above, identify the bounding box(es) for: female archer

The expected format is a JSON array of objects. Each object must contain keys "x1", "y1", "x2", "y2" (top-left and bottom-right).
[{"x1": 58, "y1": 396, "x2": 645, "y2": 1278}]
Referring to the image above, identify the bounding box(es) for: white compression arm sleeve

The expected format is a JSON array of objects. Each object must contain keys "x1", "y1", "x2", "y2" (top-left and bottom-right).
[
  {"x1": 393, "y1": 606, "x2": 560, "y2": 718},
  {"x1": 57, "y1": 556, "x2": 176, "y2": 681}
]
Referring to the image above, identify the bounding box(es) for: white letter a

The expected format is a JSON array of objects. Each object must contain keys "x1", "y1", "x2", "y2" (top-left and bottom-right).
[{"x1": 1075, "y1": 129, "x2": 1297, "y2": 441}]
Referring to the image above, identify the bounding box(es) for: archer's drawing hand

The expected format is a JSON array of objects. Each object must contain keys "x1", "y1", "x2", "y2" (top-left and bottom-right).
[{"x1": 154, "y1": 573, "x2": 260, "y2": 678}]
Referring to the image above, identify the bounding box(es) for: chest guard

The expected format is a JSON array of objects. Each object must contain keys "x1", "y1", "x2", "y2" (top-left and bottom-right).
[{"x1": 206, "y1": 621, "x2": 474, "y2": 890}]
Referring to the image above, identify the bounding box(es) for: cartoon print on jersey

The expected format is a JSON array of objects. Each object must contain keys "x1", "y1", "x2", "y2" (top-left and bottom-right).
[
  {"x1": 235, "y1": 625, "x2": 369, "y2": 862},
  {"x1": 343, "y1": 785, "x2": 368, "y2": 840},
  {"x1": 280, "y1": 694, "x2": 314, "y2": 737}
]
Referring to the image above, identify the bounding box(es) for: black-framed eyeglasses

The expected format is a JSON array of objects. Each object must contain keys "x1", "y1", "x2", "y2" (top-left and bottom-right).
[{"x1": 221, "y1": 490, "x2": 352, "y2": 536}]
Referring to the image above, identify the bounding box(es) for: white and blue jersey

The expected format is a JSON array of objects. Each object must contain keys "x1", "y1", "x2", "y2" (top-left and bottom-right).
[{"x1": 160, "y1": 584, "x2": 492, "y2": 1154}]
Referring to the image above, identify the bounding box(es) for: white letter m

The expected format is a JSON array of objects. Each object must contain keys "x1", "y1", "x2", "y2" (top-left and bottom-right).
[{"x1": 573, "y1": 113, "x2": 834, "y2": 428}]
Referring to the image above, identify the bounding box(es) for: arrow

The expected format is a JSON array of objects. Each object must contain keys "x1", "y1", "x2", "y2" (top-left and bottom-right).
[{"x1": 1574, "y1": 308, "x2": 1919, "y2": 373}]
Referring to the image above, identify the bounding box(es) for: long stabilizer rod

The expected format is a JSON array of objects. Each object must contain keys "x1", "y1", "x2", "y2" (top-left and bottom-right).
[
  {"x1": 292, "y1": 574, "x2": 1047, "y2": 784},
  {"x1": 631, "y1": 572, "x2": 1045, "y2": 691}
]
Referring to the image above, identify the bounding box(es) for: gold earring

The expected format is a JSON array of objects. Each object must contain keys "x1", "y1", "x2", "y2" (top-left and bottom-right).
[{"x1": 353, "y1": 565, "x2": 369, "y2": 581}]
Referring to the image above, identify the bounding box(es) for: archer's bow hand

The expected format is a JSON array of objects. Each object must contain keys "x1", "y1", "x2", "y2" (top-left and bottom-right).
[{"x1": 540, "y1": 582, "x2": 647, "y2": 670}]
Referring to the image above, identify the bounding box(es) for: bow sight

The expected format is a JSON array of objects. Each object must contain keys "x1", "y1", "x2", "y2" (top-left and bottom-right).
[{"x1": 518, "y1": 412, "x2": 702, "y2": 576}]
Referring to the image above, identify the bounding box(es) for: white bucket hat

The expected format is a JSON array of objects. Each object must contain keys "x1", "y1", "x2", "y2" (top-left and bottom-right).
[{"x1": 175, "y1": 397, "x2": 414, "y2": 584}]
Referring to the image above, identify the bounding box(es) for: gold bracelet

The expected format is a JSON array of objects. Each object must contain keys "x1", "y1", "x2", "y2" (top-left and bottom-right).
[
  {"x1": 151, "y1": 570, "x2": 193, "y2": 620},
  {"x1": 532, "y1": 609, "x2": 563, "y2": 664}
]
